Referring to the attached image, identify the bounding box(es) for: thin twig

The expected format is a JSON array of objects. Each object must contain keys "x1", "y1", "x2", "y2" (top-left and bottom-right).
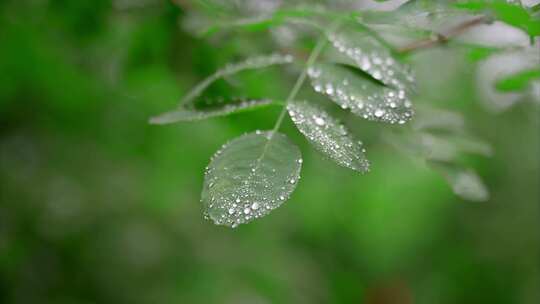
[{"x1": 397, "y1": 15, "x2": 489, "y2": 54}]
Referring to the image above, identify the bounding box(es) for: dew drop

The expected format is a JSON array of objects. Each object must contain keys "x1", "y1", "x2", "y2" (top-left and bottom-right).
[
  {"x1": 374, "y1": 109, "x2": 385, "y2": 118},
  {"x1": 314, "y1": 116, "x2": 326, "y2": 126}
]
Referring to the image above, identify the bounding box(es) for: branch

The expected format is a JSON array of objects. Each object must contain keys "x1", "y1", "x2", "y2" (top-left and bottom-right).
[{"x1": 397, "y1": 16, "x2": 489, "y2": 54}]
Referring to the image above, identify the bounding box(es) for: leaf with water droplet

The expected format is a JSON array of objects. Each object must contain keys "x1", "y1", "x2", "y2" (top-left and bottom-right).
[
  {"x1": 199, "y1": 7, "x2": 346, "y2": 37},
  {"x1": 287, "y1": 101, "x2": 369, "y2": 173},
  {"x1": 362, "y1": 0, "x2": 457, "y2": 31},
  {"x1": 307, "y1": 63, "x2": 414, "y2": 124},
  {"x1": 149, "y1": 54, "x2": 293, "y2": 124},
  {"x1": 327, "y1": 26, "x2": 415, "y2": 90},
  {"x1": 202, "y1": 131, "x2": 302, "y2": 227},
  {"x1": 149, "y1": 98, "x2": 276, "y2": 124},
  {"x1": 430, "y1": 161, "x2": 489, "y2": 202},
  {"x1": 182, "y1": 53, "x2": 293, "y2": 105}
]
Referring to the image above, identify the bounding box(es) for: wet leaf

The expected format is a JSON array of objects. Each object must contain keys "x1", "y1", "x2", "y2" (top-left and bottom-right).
[
  {"x1": 202, "y1": 131, "x2": 302, "y2": 228},
  {"x1": 149, "y1": 53, "x2": 293, "y2": 125},
  {"x1": 307, "y1": 63, "x2": 414, "y2": 124},
  {"x1": 327, "y1": 26, "x2": 415, "y2": 90},
  {"x1": 149, "y1": 98, "x2": 275, "y2": 124},
  {"x1": 182, "y1": 53, "x2": 292, "y2": 105},
  {"x1": 288, "y1": 101, "x2": 370, "y2": 173}
]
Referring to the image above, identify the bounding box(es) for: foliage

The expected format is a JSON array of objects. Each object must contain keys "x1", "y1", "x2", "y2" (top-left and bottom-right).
[
  {"x1": 1, "y1": 1, "x2": 539, "y2": 303},
  {"x1": 151, "y1": 0, "x2": 540, "y2": 227}
]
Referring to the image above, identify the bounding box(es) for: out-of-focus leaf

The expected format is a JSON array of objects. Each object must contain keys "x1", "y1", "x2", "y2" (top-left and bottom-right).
[
  {"x1": 455, "y1": 0, "x2": 540, "y2": 36},
  {"x1": 465, "y1": 44, "x2": 501, "y2": 61},
  {"x1": 420, "y1": 133, "x2": 493, "y2": 162},
  {"x1": 451, "y1": 136, "x2": 494, "y2": 157},
  {"x1": 476, "y1": 47, "x2": 539, "y2": 111},
  {"x1": 413, "y1": 106, "x2": 465, "y2": 133},
  {"x1": 202, "y1": 131, "x2": 302, "y2": 228},
  {"x1": 287, "y1": 101, "x2": 370, "y2": 173},
  {"x1": 495, "y1": 68, "x2": 540, "y2": 92},
  {"x1": 307, "y1": 63, "x2": 414, "y2": 124},
  {"x1": 149, "y1": 98, "x2": 275, "y2": 124},
  {"x1": 200, "y1": 7, "x2": 349, "y2": 36},
  {"x1": 363, "y1": 0, "x2": 464, "y2": 34},
  {"x1": 430, "y1": 161, "x2": 490, "y2": 202},
  {"x1": 419, "y1": 133, "x2": 461, "y2": 162},
  {"x1": 384, "y1": 125, "x2": 492, "y2": 202}
]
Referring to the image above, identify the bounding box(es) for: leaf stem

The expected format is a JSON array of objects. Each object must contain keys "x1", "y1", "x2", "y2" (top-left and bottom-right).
[
  {"x1": 253, "y1": 21, "x2": 342, "y2": 170},
  {"x1": 271, "y1": 21, "x2": 341, "y2": 134}
]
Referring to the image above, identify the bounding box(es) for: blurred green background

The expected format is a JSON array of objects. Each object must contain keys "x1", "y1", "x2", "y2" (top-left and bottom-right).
[{"x1": 1, "y1": 1, "x2": 539, "y2": 303}]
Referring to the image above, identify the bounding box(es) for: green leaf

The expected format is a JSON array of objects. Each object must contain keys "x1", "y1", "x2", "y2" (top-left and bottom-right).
[
  {"x1": 202, "y1": 16, "x2": 285, "y2": 37},
  {"x1": 412, "y1": 106, "x2": 465, "y2": 133},
  {"x1": 327, "y1": 26, "x2": 416, "y2": 90},
  {"x1": 181, "y1": 54, "x2": 294, "y2": 104},
  {"x1": 149, "y1": 98, "x2": 275, "y2": 124},
  {"x1": 149, "y1": 54, "x2": 293, "y2": 125},
  {"x1": 363, "y1": 0, "x2": 459, "y2": 30},
  {"x1": 419, "y1": 133, "x2": 493, "y2": 162},
  {"x1": 200, "y1": 7, "x2": 350, "y2": 37},
  {"x1": 384, "y1": 128, "x2": 491, "y2": 202},
  {"x1": 181, "y1": 54, "x2": 293, "y2": 107},
  {"x1": 455, "y1": 0, "x2": 540, "y2": 36},
  {"x1": 307, "y1": 63, "x2": 414, "y2": 124},
  {"x1": 495, "y1": 68, "x2": 540, "y2": 92},
  {"x1": 465, "y1": 45, "x2": 501, "y2": 62},
  {"x1": 430, "y1": 161, "x2": 490, "y2": 202},
  {"x1": 287, "y1": 101, "x2": 370, "y2": 173},
  {"x1": 202, "y1": 131, "x2": 302, "y2": 228}
]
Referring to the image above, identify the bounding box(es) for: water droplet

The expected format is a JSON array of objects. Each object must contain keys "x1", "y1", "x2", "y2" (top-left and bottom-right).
[
  {"x1": 325, "y1": 84, "x2": 334, "y2": 95},
  {"x1": 314, "y1": 116, "x2": 325, "y2": 126}
]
